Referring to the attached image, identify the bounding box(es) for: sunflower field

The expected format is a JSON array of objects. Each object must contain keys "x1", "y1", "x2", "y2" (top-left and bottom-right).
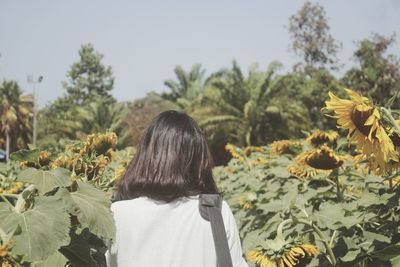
[
  {"x1": 0, "y1": 89, "x2": 400, "y2": 267},
  {"x1": 0, "y1": 133, "x2": 133, "y2": 267},
  {"x1": 214, "y1": 89, "x2": 400, "y2": 267}
]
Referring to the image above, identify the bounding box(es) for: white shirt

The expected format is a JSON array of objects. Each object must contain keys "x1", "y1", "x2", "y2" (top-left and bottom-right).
[{"x1": 105, "y1": 194, "x2": 249, "y2": 267}]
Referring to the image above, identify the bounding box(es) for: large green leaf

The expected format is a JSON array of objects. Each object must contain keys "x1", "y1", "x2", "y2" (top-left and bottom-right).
[
  {"x1": 313, "y1": 202, "x2": 346, "y2": 230},
  {"x1": 0, "y1": 202, "x2": 19, "y2": 237},
  {"x1": 2, "y1": 196, "x2": 70, "y2": 261},
  {"x1": 18, "y1": 167, "x2": 72, "y2": 194},
  {"x1": 58, "y1": 182, "x2": 115, "y2": 239},
  {"x1": 32, "y1": 251, "x2": 68, "y2": 267}
]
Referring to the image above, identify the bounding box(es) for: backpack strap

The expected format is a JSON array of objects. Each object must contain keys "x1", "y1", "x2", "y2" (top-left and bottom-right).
[{"x1": 199, "y1": 194, "x2": 233, "y2": 267}]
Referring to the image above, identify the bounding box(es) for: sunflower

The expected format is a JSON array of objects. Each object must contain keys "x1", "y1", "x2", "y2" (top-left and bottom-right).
[
  {"x1": 270, "y1": 140, "x2": 303, "y2": 156},
  {"x1": 307, "y1": 130, "x2": 339, "y2": 146},
  {"x1": 246, "y1": 243, "x2": 319, "y2": 267},
  {"x1": 0, "y1": 241, "x2": 15, "y2": 267},
  {"x1": 324, "y1": 89, "x2": 398, "y2": 173},
  {"x1": 239, "y1": 194, "x2": 256, "y2": 209},
  {"x1": 114, "y1": 166, "x2": 127, "y2": 184},
  {"x1": 244, "y1": 146, "x2": 265, "y2": 156},
  {"x1": 296, "y1": 144, "x2": 344, "y2": 170},
  {"x1": 288, "y1": 164, "x2": 323, "y2": 180},
  {"x1": 225, "y1": 143, "x2": 245, "y2": 162},
  {"x1": 0, "y1": 181, "x2": 24, "y2": 194},
  {"x1": 80, "y1": 132, "x2": 118, "y2": 156}
]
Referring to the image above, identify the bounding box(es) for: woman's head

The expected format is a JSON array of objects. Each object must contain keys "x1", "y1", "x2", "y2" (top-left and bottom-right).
[{"x1": 115, "y1": 110, "x2": 219, "y2": 202}]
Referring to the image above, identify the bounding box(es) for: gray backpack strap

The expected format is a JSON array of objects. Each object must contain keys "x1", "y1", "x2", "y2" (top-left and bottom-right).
[{"x1": 199, "y1": 194, "x2": 233, "y2": 267}]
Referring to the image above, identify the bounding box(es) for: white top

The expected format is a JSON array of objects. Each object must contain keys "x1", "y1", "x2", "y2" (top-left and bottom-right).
[{"x1": 105, "y1": 195, "x2": 249, "y2": 267}]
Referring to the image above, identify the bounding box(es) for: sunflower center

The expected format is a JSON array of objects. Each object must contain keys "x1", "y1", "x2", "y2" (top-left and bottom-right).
[
  {"x1": 351, "y1": 106, "x2": 375, "y2": 137},
  {"x1": 305, "y1": 150, "x2": 343, "y2": 170},
  {"x1": 390, "y1": 132, "x2": 400, "y2": 147}
]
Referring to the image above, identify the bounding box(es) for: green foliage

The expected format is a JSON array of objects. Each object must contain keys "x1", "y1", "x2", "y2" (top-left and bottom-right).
[
  {"x1": 288, "y1": 1, "x2": 341, "y2": 71},
  {"x1": 0, "y1": 196, "x2": 70, "y2": 261},
  {"x1": 0, "y1": 80, "x2": 33, "y2": 157},
  {"x1": 342, "y1": 34, "x2": 400, "y2": 109},
  {"x1": 62, "y1": 43, "x2": 115, "y2": 105},
  {"x1": 162, "y1": 64, "x2": 205, "y2": 110},
  {"x1": 0, "y1": 163, "x2": 115, "y2": 266},
  {"x1": 38, "y1": 98, "x2": 128, "y2": 150},
  {"x1": 215, "y1": 143, "x2": 400, "y2": 267},
  {"x1": 122, "y1": 91, "x2": 180, "y2": 146},
  {"x1": 197, "y1": 61, "x2": 283, "y2": 147},
  {"x1": 37, "y1": 44, "x2": 119, "y2": 151}
]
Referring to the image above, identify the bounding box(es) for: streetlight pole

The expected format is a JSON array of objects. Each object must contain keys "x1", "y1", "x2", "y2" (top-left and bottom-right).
[{"x1": 27, "y1": 75, "x2": 43, "y2": 147}]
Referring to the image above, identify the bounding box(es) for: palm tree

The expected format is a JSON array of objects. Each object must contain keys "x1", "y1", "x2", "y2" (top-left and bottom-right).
[
  {"x1": 0, "y1": 80, "x2": 33, "y2": 160},
  {"x1": 162, "y1": 64, "x2": 206, "y2": 110},
  {"x1": 196, "y1": 61, "x2": 281, "y2": 147}
]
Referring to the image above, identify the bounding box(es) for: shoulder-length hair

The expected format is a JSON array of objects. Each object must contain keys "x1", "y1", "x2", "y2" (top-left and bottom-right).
[{"x1": 115, "y1": 110, "x2": 220, "y2": 202}]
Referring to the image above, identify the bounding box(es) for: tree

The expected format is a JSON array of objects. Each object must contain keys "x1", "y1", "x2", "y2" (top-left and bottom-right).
[
  {"x1": 38, "y1": 44, "x2": 117, "y2": 147},
  {"x1": 0, "y1": 80, "x2": 33, "y2": 159},
  {"x1": 196, "y1": 61, "x2": 311, "y2": 147},
  {"x1": 62, "y1": 43, "x2": 115, "y2": 105},
  {"x1": 342, "y1": 34, "x2": 400, "y2": 109},
  {"x1": 162, "y1": 64, "x2": 205, "y2": 110},
  {"x1": 121, "y1": 92, "x2": 180, "y2": 146},
  {"x1": 288, "y1": 1, "x2": 341, "y2": 72}
]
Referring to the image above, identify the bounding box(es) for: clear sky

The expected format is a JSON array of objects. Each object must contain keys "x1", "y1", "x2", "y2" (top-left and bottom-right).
[{"x1": 0, "y1": 0, "x2": 399, "y2": 107}]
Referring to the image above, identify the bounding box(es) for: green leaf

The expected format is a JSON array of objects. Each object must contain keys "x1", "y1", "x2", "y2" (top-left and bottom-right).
[
  {"x1": 2, "y1": 196, "x2": 70, "y2": 261},
  {"x1": 391, "y1": 255, "x2": 400, "y2": 267},
  {"x1": 32, "y1": 251, "x2": 68, "y2": 267},
  {"x1": 59, "y1": 182, "x2": 115, "y2": 239},
  {"x1": 10, "y1": 149, "x2": 40, "y2": 164},
  {"x1": 314, "y1": 202, "x2": 346, "y2": 230},
  {"x1": 373, "y1": 244, "x2": 400, "y2": 261},
  {"x1": 18, "y1": 168, "x2": 72, "y2": 194},
  {"x1": 340, "y1": 248, "x2": 361, "y2": 262},
  {"x1": 357, "y1": 191, "x2": 394, "y2": 207},
  {"x1": 364, "y1": 230, "x2": 391, "y2": 243},
  {"x1": 0, "y1": 202, "x2": 19, "y2": 236}
]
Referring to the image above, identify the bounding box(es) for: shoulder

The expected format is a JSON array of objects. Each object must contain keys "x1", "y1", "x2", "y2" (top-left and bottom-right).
[
  {"x1": 221, "y1": 199, "x2": 235, "y2": 220},
  {"x1": 110, "y1": 197, "x2": 146, "y2": 212}
]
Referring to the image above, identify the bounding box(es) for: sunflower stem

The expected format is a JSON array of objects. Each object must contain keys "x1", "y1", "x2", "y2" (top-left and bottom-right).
[
  {"x1": 297, "y1": 218, "x2": 337, "y2": 266},
  {"x1": 0, "y1": 195, "x2": 14, "y2": 209},
  {"x1": 331, "y1": 169, "x2": 342, "y2": 202},
  {"x1": 0, "y1": 193, "x2": 19, "y2": 198}
]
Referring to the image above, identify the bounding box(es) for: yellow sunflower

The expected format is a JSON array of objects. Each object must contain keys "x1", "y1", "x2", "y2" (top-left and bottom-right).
[
  {"x1": 288, "y1": 164, "x2": 324, "y2": 180},
  {"x1": 225, "y1": 143, "x2": 245, "y2": 162},
  {"x1": 246, "y1": 243, "x2": 319, "y2": 267},
  {"x1": 296, "y1": 144, "x2": 344, "y2": 170},
  {"x1": 239, "y1": 194, "x2": 256, "y2": 210},
  {"x1": 80, "y1": 132, "x2": 118, "y2": 156},
  {"x1": 270, "y1": 140, "x2": 303, "y2": 156},
  {"x1": 324, "y1": 89, "x2": 397, "y2": 173},
  {"x1": 307, "y1": 130, "x2": 339, "y2": 146},
  {"x1": 244, "y1": 146, "x2": 265, "y2": 156}
]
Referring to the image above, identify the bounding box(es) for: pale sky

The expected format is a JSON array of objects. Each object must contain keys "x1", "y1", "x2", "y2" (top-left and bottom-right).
[{"x1": 0, "y1": 0, "x2": 399, "y2": 107}]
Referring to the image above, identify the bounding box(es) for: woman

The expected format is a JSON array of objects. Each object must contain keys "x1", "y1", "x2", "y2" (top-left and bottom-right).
[{"x1": 106, "y1": 110, "x2": 249, "y2": 267}]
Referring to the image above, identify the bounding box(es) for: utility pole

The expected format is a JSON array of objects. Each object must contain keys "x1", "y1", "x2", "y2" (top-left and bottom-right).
[{"x1": 27, "y1": 75, "x2": 43, "y2": 147}]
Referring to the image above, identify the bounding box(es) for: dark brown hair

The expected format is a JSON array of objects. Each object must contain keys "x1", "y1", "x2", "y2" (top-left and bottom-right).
[{"x1": 115, "y1": 110, "x2": 220, "y2": 202}]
